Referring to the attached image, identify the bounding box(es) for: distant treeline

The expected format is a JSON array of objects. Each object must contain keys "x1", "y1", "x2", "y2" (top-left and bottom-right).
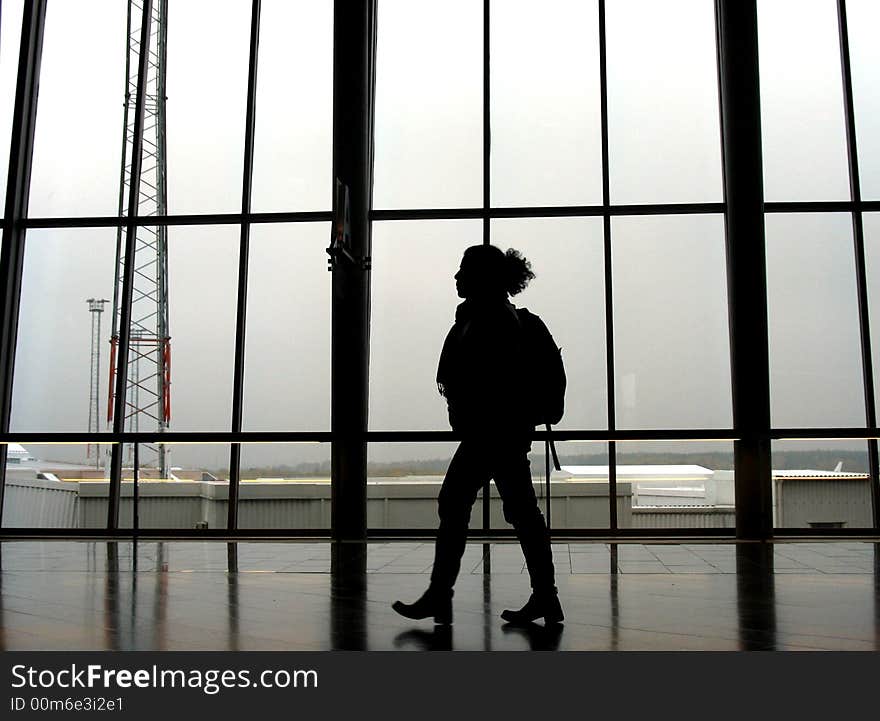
[{"x1": 237, "y1": 449, "x2": 869, "y2": 478}]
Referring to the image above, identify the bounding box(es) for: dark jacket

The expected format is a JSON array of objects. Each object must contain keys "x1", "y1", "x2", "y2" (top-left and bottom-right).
[{"x1": 436, "y1": 298, "x2": 532, "y2": 435}]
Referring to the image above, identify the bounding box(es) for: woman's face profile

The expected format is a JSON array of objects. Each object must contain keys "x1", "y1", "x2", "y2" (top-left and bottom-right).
[{"x1": 454, "y1": 257, "x2": 475, "y2": 299}]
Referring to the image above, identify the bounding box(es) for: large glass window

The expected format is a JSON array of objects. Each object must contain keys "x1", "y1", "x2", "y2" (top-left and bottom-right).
[
  {"x1": 370, "y1": 220, "x2": 479, "y2": 431},
  {"x1": 490, "y1": 0, "x2": 602, "y2": 207},
  {"x1": 863, "y1": 213, "x2": 880, "y2": 413},
  {"x1": 28, "y1": 1, "x2": 126, "y2": 216},
  {"x1": 373, "y1": 0, "x2": 483, "y2": 209},
  {"x1": 606, "y1": 0, "x2": 722, "y2": 204},
  {"x1": 162, "y1": 225, "x2": 239, "y2": 432},
  {"x1": 758, "y1": 0, "x2": 850, "y2": 201},
  {"x1": 0, "y1": 0, "x2": 24, "y2": 207},
  {"x1": 251, "y1": 0, "x2": 332, "y2": 213},
  {"x1": 491, "y1": 218, "x2": 607, "y2": 430},
  {"x1": 616, "y1": 440, "x2": 735, "y2": 531},
  {"x1": 766, "y1": 213, "x2": 865, "y2": 428},
  {"x1": 612, "y1": 215, "x2": 731, "y2": 430},
  {"x1": 11, "y1": 228, "x2": 117, "y2": 433},
  {"x1": 4, "y1": 1, "x2": 878, "y2": 536},
  {"x1": 165, "y1": 1, "x2": 251, "y2": 214},
  {"x1": 242, "y1": 223, "x2": 330, "y2": 431},
  {"x1": 771, "y1": 440, "x2": 872, "y2": 529},
  {"x1": 846, "y1": 0, "x2": 880, "y2": 200}
]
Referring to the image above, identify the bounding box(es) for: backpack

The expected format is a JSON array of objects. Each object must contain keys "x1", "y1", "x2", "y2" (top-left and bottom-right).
[{"x1": 516, "y1": 308, "x2": 566, "y2": 428}]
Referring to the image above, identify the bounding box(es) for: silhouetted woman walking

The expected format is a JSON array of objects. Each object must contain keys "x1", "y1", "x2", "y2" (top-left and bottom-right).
[{"x1": 393, "y1": 244, "x2": 563, "y2": 626}]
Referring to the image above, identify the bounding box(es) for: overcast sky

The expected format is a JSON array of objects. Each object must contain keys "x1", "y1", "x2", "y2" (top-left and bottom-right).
[{"x1": 2, "y1": 0, "x2": 879, "y2": 469}]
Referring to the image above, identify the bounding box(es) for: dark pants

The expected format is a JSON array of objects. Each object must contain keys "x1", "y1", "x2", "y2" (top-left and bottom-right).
[{"x1": 429, "y1": 439, "x2": 556, "y2": 594}]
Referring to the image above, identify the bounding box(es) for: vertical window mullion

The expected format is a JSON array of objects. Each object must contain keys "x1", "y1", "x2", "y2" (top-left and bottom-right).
[
  {"x1": 227, "y1": 0, "x2": 262, "y2": 532},
  {"x1": 598, "y1": 0, "x2": 617, "y2": 535},
  {"x1": 482, "y1": 0, "x2": 491, "y2": 533},
  {"x1": 837, "y1": 0, "x2": 880, "y2": 528},
  {"x1": 0, "y1": 0, "x2": 48, "y2": 528}
]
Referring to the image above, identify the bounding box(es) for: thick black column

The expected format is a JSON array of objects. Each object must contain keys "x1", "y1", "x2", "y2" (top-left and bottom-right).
[
  {"x1": 716, "y1": 0, "x2": 774, "y2": 539},
  {"x1": 331, "y1": 1, "x2": 376, "y2": 541},
  {"x1": 0, "y1": 0, "x2": 47, "y2": 525}
]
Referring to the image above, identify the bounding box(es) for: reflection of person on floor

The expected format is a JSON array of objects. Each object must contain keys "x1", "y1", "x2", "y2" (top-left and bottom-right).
[{"x1": 393, "y1": 244, "x2": 564, "y2": 626}]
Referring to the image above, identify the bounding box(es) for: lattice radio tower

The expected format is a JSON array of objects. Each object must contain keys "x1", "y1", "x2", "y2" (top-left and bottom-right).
[{"x1": 107, "y1": 0, "x2": 171, "y2": 478}]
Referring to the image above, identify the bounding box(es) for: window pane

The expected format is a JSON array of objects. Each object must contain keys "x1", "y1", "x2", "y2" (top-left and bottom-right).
[
  {"x1": 616, "y1": 441, "x2": 735, "y2": 531},
  {"x1": 28, "y1": 1, "x2": 126, "y2": 216},
  {"x1": 612, "y1": 215, "x2": 732, "y2": 429},
  {"x1": 367, "y1": 442, "x2": 607, "y2": 533},
  {"x1": 243, "y1": 223, "x2": 330, "y2": 431},
  {"x1": 116, "y1": 443, "x2": 232, "y2": 530},
  {"x1": 772, "y1": 440, "x2": 872, "y2": 530},
  {"x1": 490, "y1": 0, "x2": 602, "y2": 207},
  {"x1": 862, "y1": 213, "x2": 880, "y2": 413},
  {"x1": 766, "y1": 213, "x2": 864, "y2": 427},
  {"x1": 0, "y1": 0, "x2": 24, "y2": 208},
  {"x1": 368, "y1": 442, "x2": 458, "y2": 530},
  {"x1": 492, "y1": 217, "x2": 607, "y2": 429},
  {"x1": 373, "y1": 0, "x2": 482, "y2": 209},
  {"x1": 251, "y1": 0, "x2": 332, "y2": 212},
  {"x1": 758, "y1": 0, "x2": 850, "y2": 201},
  {"x1": 548, "y1": 441, "x2": 611, "y2": 530},
  {"x1": 847, "y1": 0, "x2": 880, "y2": 200},
  {"x1": 11, "y1": 228, "x2": 117, "y2": 432},
  {"x1": 370, "y1": 220, "x2": 480, "y2": 430},
  {"x1": 160, "y1": 226, "x2": 239, "y2": 431},
  {"x1": 238, "y1": 443, "x2": 331, "y2": 530},
  {"x1": 606, "y1": 0, "x2": 722, "y2": 204},
  {"x1": 166, "y1": 1, "x2": 250, "y2": 214},
  {"x1": 3, "y1": 444, "x2": 106, "y2": 529}
]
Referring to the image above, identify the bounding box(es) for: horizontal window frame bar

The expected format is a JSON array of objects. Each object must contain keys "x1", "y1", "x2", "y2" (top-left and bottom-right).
[
  {"x1": 371, "y1": 203, "x2": 725, "y2": 220},
  {"x1": 765, "y1": 200, "x2": 880, "y2": 213},
  {"x1": 2, "y1": 528, "x2": 878, "y2": 540},
  {"x1": 15, "y1": 200, "x2": 880, "y2": 231},
  {"x1": 22, "y1": 211, "x2": 333, "y2": 229},
  {"x1": 5, "y1": 428, "x2": 880, "y2": 444}
]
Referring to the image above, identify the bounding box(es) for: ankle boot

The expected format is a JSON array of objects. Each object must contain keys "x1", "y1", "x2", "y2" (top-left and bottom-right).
[
  {"x1": 392, "y1": 587, "x2": 453, "y2": 625},
  {"x1": 501, "y1": 589, "x2": 564, "y2": 625}
]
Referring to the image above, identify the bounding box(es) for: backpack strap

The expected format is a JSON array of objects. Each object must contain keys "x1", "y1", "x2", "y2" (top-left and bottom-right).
[
  {"x1": 544, "y1": 422, "x2": 561, "y2": 529},
  {"x1": 546, "y1": 423, "x2": 561, "y2": 471}
]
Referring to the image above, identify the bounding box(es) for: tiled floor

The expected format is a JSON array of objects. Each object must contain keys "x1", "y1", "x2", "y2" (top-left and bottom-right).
[{"x1": 1, "y1": 540, "x2": 878, "y2": 650}]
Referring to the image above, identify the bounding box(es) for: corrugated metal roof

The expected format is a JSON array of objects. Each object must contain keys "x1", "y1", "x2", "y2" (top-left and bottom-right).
[{"x1": 773, "y1": 470, "x2": 869, "y2": 480}]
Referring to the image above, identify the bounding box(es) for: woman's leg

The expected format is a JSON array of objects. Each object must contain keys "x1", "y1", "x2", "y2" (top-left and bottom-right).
[
  {"x1": 392, "y1": 441, "x2": 487, "y2": 623},
  {"x1": 491, "y1": 439, "x2": 556, "y2": 594},
  {"x1": 429, "y1": 441, "x2": 488, "y2": 593}
]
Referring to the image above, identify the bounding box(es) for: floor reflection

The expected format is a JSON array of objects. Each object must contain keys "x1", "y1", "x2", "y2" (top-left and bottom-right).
[
  {"x1": 482, "y1": 542, "x2": 492, "y2": 651},
  {"x1": 500, "y1": 621, "x2": 564, "y2": 651},
  {"x1": 393, "y1": 625, "x2": 453, "y2": 651},
  {"x1": 104, "y1": 542, "x2": 120, "y2": 650},
  {"x1": 735, "y1": 543, "x2": 777, "y2": 651},
  {"x1": 1, "y1": 540, "x2": 877, "y2": 650},
  {"x1": 227, "y1": 542, "x2": 239, "y2": 652},
  {"x1": 330, "y1": 542, "x2": 367, "y2": 651}
]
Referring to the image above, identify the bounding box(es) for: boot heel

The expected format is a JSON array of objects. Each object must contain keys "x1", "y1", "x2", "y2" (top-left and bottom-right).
[{"x1": 433, "y1": 599, "x2": 453, "y2": 626}]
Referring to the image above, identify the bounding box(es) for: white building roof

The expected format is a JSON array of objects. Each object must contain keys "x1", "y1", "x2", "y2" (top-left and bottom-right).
[
  {"x1": 6, "y1": 443, "x2": 32, "y2": 459},
  {"x1": 560, "y1": 464, "x2": 714, "y2": 480}
]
